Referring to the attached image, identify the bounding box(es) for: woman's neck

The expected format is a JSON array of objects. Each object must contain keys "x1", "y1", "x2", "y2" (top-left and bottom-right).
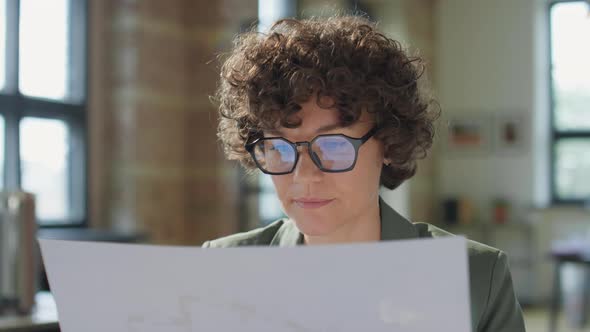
[{"x1": 303, "y1": 201, "x2": 381, "y2": 245}]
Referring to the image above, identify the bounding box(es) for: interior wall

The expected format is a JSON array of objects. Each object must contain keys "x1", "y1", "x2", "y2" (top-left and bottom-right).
[{"x1": 432, "y1": 0, "x2": 549, "y2": 224}]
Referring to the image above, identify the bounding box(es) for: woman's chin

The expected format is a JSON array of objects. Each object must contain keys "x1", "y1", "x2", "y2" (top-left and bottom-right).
[
  {"x1": 285, "y1": 201, "x2": 343, "y2": 236},
  {"x1": 291, "y1": 216, "x2": 339, "y2": 237}
]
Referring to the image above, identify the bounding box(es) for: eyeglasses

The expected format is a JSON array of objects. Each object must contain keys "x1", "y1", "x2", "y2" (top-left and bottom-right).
[{"x1": 245, "y1": 127, "x2": 378, "y2": 175}]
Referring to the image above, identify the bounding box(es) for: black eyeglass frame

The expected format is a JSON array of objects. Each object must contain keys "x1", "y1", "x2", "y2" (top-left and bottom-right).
[{"x1": 245, "y1": 126, "x2": 379, "y2": 175}]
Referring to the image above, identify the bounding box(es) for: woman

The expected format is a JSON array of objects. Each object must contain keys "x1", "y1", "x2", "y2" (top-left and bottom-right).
[{"x1": 203, "y1": 15, "x2": 526, "y2": 332}]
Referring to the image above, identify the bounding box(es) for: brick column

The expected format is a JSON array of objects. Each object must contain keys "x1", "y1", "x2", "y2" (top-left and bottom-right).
[{"x1": 89, "y1": 0, "x2": 257, "y2": 244}]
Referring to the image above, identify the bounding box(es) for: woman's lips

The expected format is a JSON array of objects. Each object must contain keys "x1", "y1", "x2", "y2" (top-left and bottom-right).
[{"x1": 293, "y1": 198, "x2": 334, "y2": 209}]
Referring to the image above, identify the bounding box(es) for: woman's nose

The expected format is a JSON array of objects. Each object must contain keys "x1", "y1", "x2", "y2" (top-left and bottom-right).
[{"x1": 293, "y1": 145, "x2": 323, "y2": 183}]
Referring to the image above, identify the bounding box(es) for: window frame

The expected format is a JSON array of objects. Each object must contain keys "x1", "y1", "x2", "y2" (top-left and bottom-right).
[
  {"x1": 0, "y1": 0, "x2": 88, "y2": 227},
  {"x1": 548, "y1": 0, "x2": 590, "y2": 205}
]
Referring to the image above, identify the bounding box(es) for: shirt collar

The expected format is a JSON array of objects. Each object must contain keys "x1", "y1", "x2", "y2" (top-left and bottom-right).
[{"x1": 270, "y1": 196, "x2": 418, "y2": 246}]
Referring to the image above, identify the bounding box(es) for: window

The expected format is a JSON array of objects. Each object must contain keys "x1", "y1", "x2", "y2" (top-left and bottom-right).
[
  {"x1": 550, "y1": 1, "x2": 590, "y2": 203},
  {"x1": 0, "y1": 116, "x2": 4, "y2": 188},
  {"x1": 20, "y1": 117, "x2": 70, "y2": 220},
  {"x1": 257, "y1": 173, "x2": 285, "y2": 224},
  {"x1": 0, "y1": 0, "x2": 87, "y2": 225},
  {"x1": 0, "y1": 0, "x2": 6, "y2": 91},
  {"x1": 233, "y1": 0, "x2": 296, "y2": 230},
  {"x1": 19, "y1": 0, "x2": 69, "y2": 100}
]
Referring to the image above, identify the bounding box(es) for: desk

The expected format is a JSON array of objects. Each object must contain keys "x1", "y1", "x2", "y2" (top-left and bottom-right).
[
  {"x1": 0, "y1": 293, "x2": 59, "y2": 332},
  {"x1": 549, "y1": 251, "x2": 590, "y2": 332}
]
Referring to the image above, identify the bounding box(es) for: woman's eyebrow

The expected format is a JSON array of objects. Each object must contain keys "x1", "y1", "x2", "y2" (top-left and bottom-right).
[
  {"x1": 266, "y1": 123, "x2": 343, "y2": 137},
  {"x1": 316, "y1": 123, "x2": 343, "y2": 133}
]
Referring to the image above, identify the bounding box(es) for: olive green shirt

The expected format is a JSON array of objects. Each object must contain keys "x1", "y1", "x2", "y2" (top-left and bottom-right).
[{"x1": 203, "y1": 198, "x2": 526, "y2": 332}]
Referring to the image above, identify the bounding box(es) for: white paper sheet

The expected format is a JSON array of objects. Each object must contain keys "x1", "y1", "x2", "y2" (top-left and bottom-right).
[{"x1": 38, "y1": 237, "x2": 471, "y2": 332}]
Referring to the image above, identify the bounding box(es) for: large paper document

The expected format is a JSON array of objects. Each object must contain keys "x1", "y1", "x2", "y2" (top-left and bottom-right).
[{"x1": 38, "y1": 237, "x2": 471, "y2": 332}]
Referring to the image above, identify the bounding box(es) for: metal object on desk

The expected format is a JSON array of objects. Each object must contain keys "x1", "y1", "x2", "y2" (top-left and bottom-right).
[
  {"x1": 0, "y1": 292, "x2": 59, "y2": 332},
  {"x1": 0, "y1": 192, "x2": 37, "y2": 315}
]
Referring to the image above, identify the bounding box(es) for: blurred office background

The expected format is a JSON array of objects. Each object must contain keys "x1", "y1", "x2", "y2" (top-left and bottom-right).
[{"x1": 0, "y1": 0, "x2": 589, "y2": 331}]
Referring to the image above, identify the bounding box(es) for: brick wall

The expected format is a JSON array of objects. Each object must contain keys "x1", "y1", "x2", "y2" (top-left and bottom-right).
[{"x1": 89, "y1": 0, "x2": 257, "y2": 244}]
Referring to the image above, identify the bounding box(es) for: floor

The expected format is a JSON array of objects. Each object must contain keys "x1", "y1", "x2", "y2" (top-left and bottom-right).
[{"x1": 523, "y1": 308, "x2": 590, "y2": 332}]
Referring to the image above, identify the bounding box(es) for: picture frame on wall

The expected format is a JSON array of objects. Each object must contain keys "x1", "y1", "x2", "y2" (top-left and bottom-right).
[
  {"x1": 492, "y1": 113, "x2": 527, "y2": 154},
  {"x1": 444, "y1": 114, "x2": 492, "y2": 156}
]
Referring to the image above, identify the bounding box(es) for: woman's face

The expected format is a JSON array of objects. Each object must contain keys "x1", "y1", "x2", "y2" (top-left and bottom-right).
[{"x1": 265, "y1": 98, "x2": 385, "y2": 237}]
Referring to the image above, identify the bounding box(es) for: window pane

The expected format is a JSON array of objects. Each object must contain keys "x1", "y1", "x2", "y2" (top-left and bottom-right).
[
  {"x1": 551, "y1": 2, "x2": 590, "y2": 131},
  {"x1": 555, "y1": 139, "x2": 590, "y2": 200},
  {"x1": 19, "y1": 0, "x2": 69, "y2": 100},
  {"x1": 258, "y1": 0, "x2": 295, "y2": 32},
  {"x1": 258, "y1": 174, "x2": 284, "y2": 224},
  {"x1": 0, "y1": 0, "x2": 6, "y2": 91},
  {"x1": 20, "y1": 117, "x2": 69, "y2": 221},
  {"x1": 0, "y1": 116, "x2": 4, "y2": 188},
  {"x1": 259, "y1": 192, "x2": 284, "y2": 223}
]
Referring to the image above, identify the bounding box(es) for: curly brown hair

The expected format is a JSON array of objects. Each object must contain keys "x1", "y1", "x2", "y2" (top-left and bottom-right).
[{"x1": 215, "y1": 15, "x2": 439, "y2": 190}]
